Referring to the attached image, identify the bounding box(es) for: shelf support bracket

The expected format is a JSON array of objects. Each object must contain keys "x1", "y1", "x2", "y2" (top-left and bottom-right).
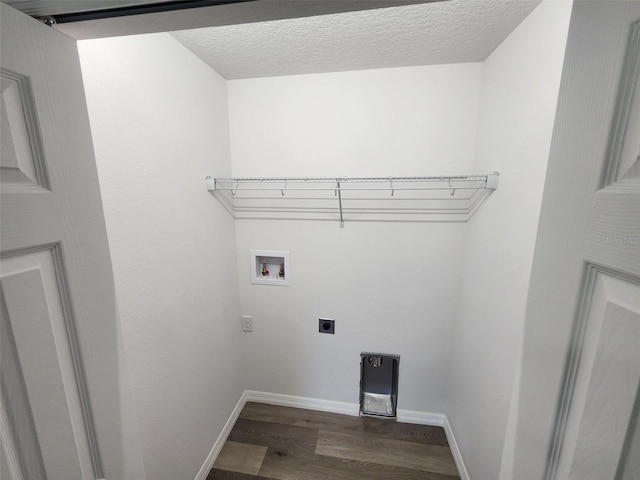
[
  {"x1": 337, "y1": 180, "x2": 344, "y2": 228},
  {"x1": 486, "y1": 172, "x2": 500, "y2": 190}
]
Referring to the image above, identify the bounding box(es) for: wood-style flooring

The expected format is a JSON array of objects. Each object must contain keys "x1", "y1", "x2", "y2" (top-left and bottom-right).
[{"x1": 207, "y1": 402, "x2": 460, "y2": 480}]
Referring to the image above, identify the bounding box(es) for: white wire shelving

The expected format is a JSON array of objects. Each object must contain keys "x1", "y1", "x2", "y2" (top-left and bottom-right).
[{"x1": 206, "y1": 173, "x2": 499, "y2": 227}]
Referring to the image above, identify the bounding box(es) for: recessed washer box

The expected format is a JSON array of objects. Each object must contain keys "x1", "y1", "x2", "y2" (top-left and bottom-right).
[{"x1": 250, "y1": 250, "x2": 290, "y2": 286}]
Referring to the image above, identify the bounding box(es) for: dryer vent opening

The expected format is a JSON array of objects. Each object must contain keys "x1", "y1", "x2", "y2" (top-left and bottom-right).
[{"x1": 360, "y1": 353, "x2": 399, "y2": 418}]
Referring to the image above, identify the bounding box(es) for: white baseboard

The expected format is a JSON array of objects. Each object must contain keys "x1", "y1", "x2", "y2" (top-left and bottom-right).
[
  {"x1": 397, "y1": 409, "x2": 469, "y2": 480},
  {"x1": 444, "y1": 415, "x2": 470, "y2": 480},
  {"x1": 195, "y1": 390, "x2": 469, "y2": 480},
  {"x1": 193, "y1": 390, "x2": 248, "y2": 480},
  {"x1": 245, "y1": 390, "x2": 360, "y2": 417},
  {"x1": 396, "y1": 408, "x2": 445, "y2": 426}
]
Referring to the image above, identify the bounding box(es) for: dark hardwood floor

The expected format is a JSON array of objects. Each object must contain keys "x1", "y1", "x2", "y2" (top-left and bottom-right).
[{"x1": 207, "y1": 402, "x2": 460, "y2": 480}]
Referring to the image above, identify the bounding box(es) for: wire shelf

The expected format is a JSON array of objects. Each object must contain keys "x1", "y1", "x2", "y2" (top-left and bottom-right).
[{"x1": 207, "y1": 173, "x2": 499, "y2": 227}]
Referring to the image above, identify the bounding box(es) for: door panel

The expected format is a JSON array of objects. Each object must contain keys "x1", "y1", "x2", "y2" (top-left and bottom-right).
[
  {"x1": 0, "y1": 3, "x2": 145, "y2": 479},
  {"x1": 553, "y1": 269, "x2": 640, "y2": 479},
  {"x1": 1, "y1": 283, "x2": 45, "y2": 480},
  {"x1": 619, "y1": 399, "x2": 640, "y2": 480},
  {"x1": 605, "y1": 22, "x2": 640, "y2": 187},
  {"x1": 0, "y1": 68, "x2": 48, "y2": 190},
  {"x1": 1, "y1": 248, "x2": 93, "y2": 479},
  {"x1": 586, "y1": 192, "x2": 640, "y2": 272},
  {"x1": 548, "y1": 13, "x2": 640, "y2": 480},
  {"x1": 509, "y1": 3, "x2": 640, "y2": 479}
]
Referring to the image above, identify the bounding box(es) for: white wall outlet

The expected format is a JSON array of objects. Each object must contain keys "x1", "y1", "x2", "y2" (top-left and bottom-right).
[{"x1": 241, "y1": 315, "x2": 253, "y2": 332}]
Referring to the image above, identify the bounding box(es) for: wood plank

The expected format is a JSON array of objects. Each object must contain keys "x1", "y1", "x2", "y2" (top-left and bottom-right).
[
  {"x1": 207, "y1": 468, "x2": 276, "y2": 480},
  {"x1": 259, "y1": 448, "x2": 459, "y2": 480},
  {"x1": 213, "y1": 441, "x2": 267, "y2": 476},
  {"x1": 363, "y1": 416, "x2": 449, "y2": 446},
  {"x1": 228, "y1": 418, "x2": 318, "y2": 455},
  {"x1": 240, "y1": 402, "x2": 364, "y2": 435},
  {"x1": 211, "y1": 404, "x2": 462, "y2": 480},
  {"x1": 315, "y1": 430, "x2": 459, "y2": 477}
]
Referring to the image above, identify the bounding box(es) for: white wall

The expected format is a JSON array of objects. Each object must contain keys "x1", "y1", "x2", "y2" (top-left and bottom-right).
[
  {"x1": 79, "y1": 33, "x2": 242, "y2": 480},
  {"x1": 229, "y1": 65, "x2": 482, "y2": 178},
  {"x1": 228, "y1": 64, "x2": 482, "y2": 411},
  {"x1": 446, "y1": 2, "x2": 572, "y2": 479}
]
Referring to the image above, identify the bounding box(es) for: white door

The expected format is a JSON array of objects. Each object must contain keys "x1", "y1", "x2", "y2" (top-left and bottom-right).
[
  {"x1": 0, "y1": 4, "x2": 145, "y2": 479},
  {"x1": 508, "y1": 2, "x2": 640, "y2": 479}
]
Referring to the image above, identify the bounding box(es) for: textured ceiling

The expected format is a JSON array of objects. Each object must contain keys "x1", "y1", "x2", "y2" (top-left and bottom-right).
[
  {"x1": 171, "y1": 0, "x2": 541, "y2": 80},
  {"x1": 53, "y1": 1, "x2": 432, "y2": 41}
]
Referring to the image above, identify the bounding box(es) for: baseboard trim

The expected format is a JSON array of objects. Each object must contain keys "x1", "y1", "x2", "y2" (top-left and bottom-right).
[
  {"x1": 244, "y1": 390, "x2": 360, "y2": 416},
  {"x1": 396, "y1": 409, "x2": 469, "y2": 480},
  {"x1": 396, "y1": 408, "x2": 445, "y2": 426},
  {"x1": 194, "y1": 390, "x2": 248, "y2": 480},
  {"x1": 195, "y1": 390, "x2": 469, "y2": 480},
  {"x1": 444, "y1": 415, "x2": 470, "y2": 480}
]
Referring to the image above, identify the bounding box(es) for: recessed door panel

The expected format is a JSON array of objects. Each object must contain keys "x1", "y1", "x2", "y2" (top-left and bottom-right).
[
  {"x1": 619, "y1": 401, "x2": 640, "y2": 480},
  {"x1": 554, "y1": 271, "x2": 640, "y2": 479},
  {"x1": 0, "y1": 69, "x2": 47, "y2": 190},
  {"x1": 1, "y1": 247, "x2": 94, "y2": 479},
  {"x1": 1, "y1": 281, "x2": 46, "y2": 480},
  {"x1": 606, "y1": 22, "x2": 640, "y2": 186}
]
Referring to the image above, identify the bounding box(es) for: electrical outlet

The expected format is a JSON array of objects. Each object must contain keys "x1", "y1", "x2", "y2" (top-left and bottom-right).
[
  {"x1": 318, "y1": 318, "x2": 335, "y2": 334},
  {"x1": 242, "y1": 315, "x2": 253, "y2": 332}
]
